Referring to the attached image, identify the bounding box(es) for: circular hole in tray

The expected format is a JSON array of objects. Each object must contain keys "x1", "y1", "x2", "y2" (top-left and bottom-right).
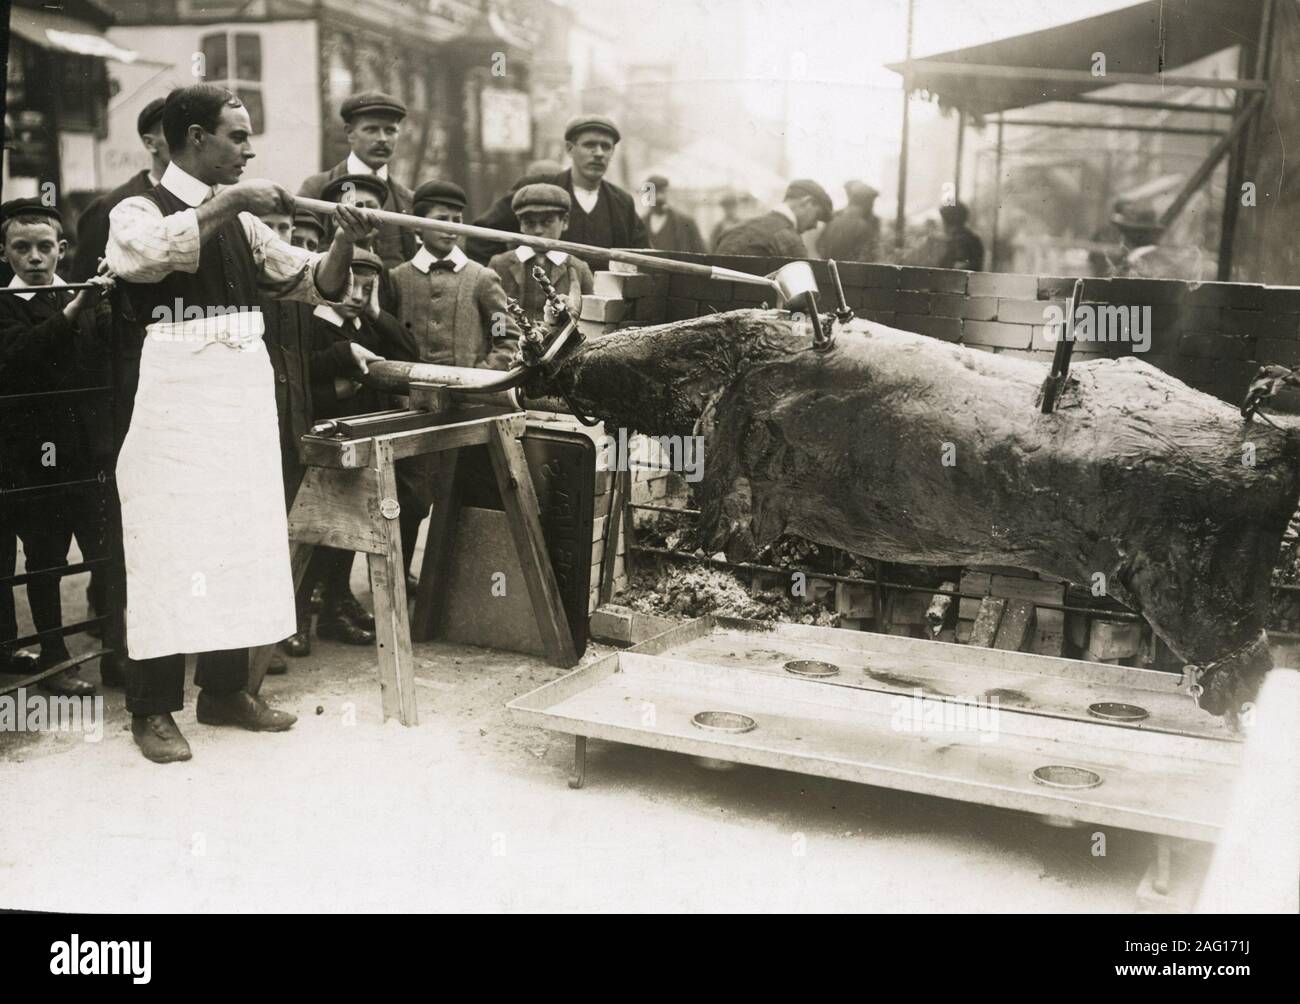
[
  {"x1": 1087, "y1": 701, "x2": 1149, "y2": 722},
  {"x1": 691, "y1": 711, "x2": 757, "y2": 734},
  {"x1": 784, "y1": 659, "x2": 840, "y2": 678},
  {"x1": 1032, "y1": 765, "x2": 1103, "y2": 790}
]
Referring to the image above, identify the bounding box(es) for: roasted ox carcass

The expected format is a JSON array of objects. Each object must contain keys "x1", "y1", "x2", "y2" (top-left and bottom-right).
[{"x1": 541, "y1": 309, "x2": 1300, "y2": 721}]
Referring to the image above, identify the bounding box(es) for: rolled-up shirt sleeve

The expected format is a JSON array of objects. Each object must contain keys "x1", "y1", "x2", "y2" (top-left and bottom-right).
[
  {"x1": 241, "y1": 212, "x2": 336, "y2": 305},
  {"x1": 106, "y1": 196, "x2": 200, "y2": 281}
]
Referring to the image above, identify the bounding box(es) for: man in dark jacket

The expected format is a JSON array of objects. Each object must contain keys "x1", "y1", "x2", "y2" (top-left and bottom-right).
[
  {"x1": 818, "y1": 180, "x2": 881, "y2": 263},
  {"x1": 464, "y1": 160, "x2": 561, "y2": 265},
  {"x1": 936, "y1": 201, "x2": 985, "y2": 271},
  {"x1": 465, "y1": 115, "x2": 647, "y2": 264},
  {"x1": 715, "y1": 179, "x2": 832, "y2": 258},
  {"x1": 72, "y1": 98, "x2": 169, "y2": 282},
  {"x1": 297, "y1": 91, "x2": 417, "y2": 269},
  {"x1": 642, "y1": 175, "x2": 705, "y2": 254}
]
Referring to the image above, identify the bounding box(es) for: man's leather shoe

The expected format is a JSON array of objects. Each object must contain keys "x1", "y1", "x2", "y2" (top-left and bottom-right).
[
  {"x1": 0, "y1": 649, "x2": 41, "y2": 675},
  {"x1": 316, "y1": 613, "x2": 375, "y2": 646},
  {"x1": 99, "y1": 653, "x2": 127, "y2": 688},
  {"x1": 132, "y1": 713, "x2": 192, "y2": 763},
  {"x1": 39, "y1": 668, "x2": 96, "y2": 697},
  {"x1": 336, "y1": 594, "x2": 376, "y2": 631},
  {"x1": 280, "y1": 632, "x2": 311, "y2": 658},
  {"x1": 266, "y1": 649, "x2": 288, "y2": 675},
  {"x1": 196, "y1": 690, "x2": 296, "y2": 731}
]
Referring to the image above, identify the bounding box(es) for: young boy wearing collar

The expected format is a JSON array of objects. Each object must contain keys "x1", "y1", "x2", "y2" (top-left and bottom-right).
[{"x1": 488, "y1": 184, "x2": 593, "y2": 326}]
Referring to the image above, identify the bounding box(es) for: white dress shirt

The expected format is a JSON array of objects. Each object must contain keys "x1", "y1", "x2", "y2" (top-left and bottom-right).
[
  {"x1": 346, "y1": 151, "x2": 389, "y2": 182},
  {"x1": 6, "y1": 272, "x2": 67, "y2": 302},
  {"x1": 515, "y1": 246, "x2": 568, "y2": 266},
  {"x1": 573, "y1": 185, "x2": 600, "y2": 214},
  {"x1": 105, "y1": 162, "x2": 333, "y2": 344},
  {"x1": 410, "y1": 243, "x2": 469, "y2": 274}
]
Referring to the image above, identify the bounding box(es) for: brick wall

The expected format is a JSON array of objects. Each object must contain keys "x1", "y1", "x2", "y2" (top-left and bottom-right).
[{"x1": 600, "y1": 251, "x2": 1300, "y2": 411}]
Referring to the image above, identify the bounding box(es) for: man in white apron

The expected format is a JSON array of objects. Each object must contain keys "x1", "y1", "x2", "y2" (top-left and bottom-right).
[{"x1": 106, "y1": 84, "x2": 378, "y2": 763}]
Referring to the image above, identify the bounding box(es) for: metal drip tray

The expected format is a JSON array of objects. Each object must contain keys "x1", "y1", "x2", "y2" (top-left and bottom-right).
[
  {"x1": 1088, "y1": 701, "x2": 1149, "y2": 722},
  {"x1": 1032, "y1": 765, "x2": 1103, "y2": 790},
  {"x1": 691, "y1": 711, "x2": 757, "y2": 734}
]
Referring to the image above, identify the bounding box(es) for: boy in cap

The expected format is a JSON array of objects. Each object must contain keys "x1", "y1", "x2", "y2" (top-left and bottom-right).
[
  {"x1": 299, "y1": 248, "x2": 417, "y2": 647},
  {"x1": 298, "y1": 91, "x2": 416, "y2": 268},
  {"x1": 488, "y1": 183, "x2": 593, "y2": 325},
  {"x1": 291, "y1": 209, "x2": 326, "y2": 252},
  {"x1": 319, "y1": 172, "x2": 401, "y2": 315},
  {"x1": 715, "y1": 179, "x2": 833, "y2": 258},
  {"x1": 0, "y1": 199, "x2": 116, "y2": 696},
  {"x1": 389, "y1": 180, "x2": 522, "y2": 571}
]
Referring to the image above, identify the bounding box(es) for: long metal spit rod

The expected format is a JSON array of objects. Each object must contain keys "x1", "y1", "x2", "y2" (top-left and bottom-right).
[{"x1": 295, "y1": 195, "x2": 781, "y2": 295}]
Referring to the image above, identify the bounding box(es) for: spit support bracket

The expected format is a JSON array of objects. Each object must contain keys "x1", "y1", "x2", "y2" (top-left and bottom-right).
[{"x1": 1040, "y1": 277, "x2": 1085, "y2": 415}]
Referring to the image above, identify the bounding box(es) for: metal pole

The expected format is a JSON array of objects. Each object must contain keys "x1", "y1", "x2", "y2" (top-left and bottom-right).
[
  {"x1": 893, "y1": 0, "x2": 915, "y2": 255},
  {"x1": 990, "y1": 113, "x2": 1004, "y2": 271},
  {"x1": 295, "y1": 197, "x2": 781, "y2": 294},
  {"x1": 953, "y1": 108, "x2": 965, "y2": 202}
]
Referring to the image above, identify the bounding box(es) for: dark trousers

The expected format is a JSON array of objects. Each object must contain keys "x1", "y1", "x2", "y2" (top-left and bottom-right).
[
  {"x1": 297, "y1": 546, "x2": 355, "y2": 620},
  {"x1": 2, "y1": 494, "x2": 112, "y2": 662},
  {"x1": 124, "y1": 647, "x2": 248, "y2": 716}
]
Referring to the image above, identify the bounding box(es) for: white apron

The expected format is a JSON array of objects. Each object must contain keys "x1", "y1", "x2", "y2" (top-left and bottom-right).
[{"x1": 116, "y1": 318, "x2": 296, "y2": 659}]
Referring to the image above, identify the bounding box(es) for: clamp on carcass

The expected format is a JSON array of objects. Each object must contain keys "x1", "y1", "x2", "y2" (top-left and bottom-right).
[{"x1": 1039, "y1": 277, "x2": 1085, "y2": 415}]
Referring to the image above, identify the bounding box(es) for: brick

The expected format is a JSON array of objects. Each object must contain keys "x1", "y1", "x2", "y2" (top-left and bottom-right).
[
  {"x1": 958, "y1": 597, "x2": 983, "y2": 620},
  {"x1": 1186, "y1": 281, "x2": 1267, "y2": 310},
  {"x1": 998, "y1": 298, "x2": 1062, "y2": 325},
  {"x1": 609, "y1": 260, "x2": 638, "y2": 274},
  {"x1": 894, "y1": 313, "x2": 962, "y2": 342},
  {"x1": 899, "y1": 266, "x2": 969, "y2": 293},
  {"x1": 968, "y1": 272, "x2": 1039, "y2": 299},
  {"x1": 1087, "y1": 618, "x2": 1142, "y2": 660},
  {"x1": 996, "y1": 348, "x2": 1049, "y2": 364},
  {"x1": 1177, "y1": 330, "x2": 1253, "y2": 360},
  {"x1": 593, "y1": 270, "x2": 655, "y2": 299},
  {"x1": 631, "y1": 296, "x2": 667, "y2": 324},
  {"x1": 665, "y1": 297, "x2": 698, "y2": 322},
  {"x1": 668, "y1": 274, "x2": 733, "y2": 302},
  {"x1": 860, "y1": 288, "x2": 932, "y2": 313},
  {"x1": 1038, "y1": 275, "x2": 1083, "y2": 299},
  {"x1": 1256, "y1": 338, "x2": 1300, "y2": 367},
  {"x1": 1223, "y1": 308, "x2": 1298, "y2": 340},
  {"x1": 929, "y1": 294, "x2": 997, "y2": 320},
  {"x1": 859, "y1": 310, "x2": 896, "y2": 326},
  {"x1": 959, "y1": 571, "x2": 991, "y2": 594},
  {"x1": 577, "y1": 318, "x2": 615, "y2": 338},
  {"x1": 955, "y1": 621, "x2": 974, "y2": 644},
  {"x1": 990, "y1": 573, "x2": 1065, "y2": 606},
  {"x1": 858, "y1": 264, "x2": 903, "y2": 289},
  {"x1": 961, "y1": 320, "x2": 1032, "y2": 349},
  {"x1": 580, "y1": 295, "x2": 628, "y2": 322},
  {"x1": 1262, "y1": 286, "x2": 1300, "y2": 314},
  {"x1": 993, "y1": 599, "x2": 1035, "y2": 651},
  {"x1": 1104, "y1": 276, "x2": 1189, "y2": 305},
  {"x1": 730, "y1": 279, "x2": 774, "y2": 302},
  {"x1": 969, "y1": 597, "x2": 1006, "y2": 647},
  {"x1": 1030, "y1": 608, "x2": 1065, "y2": 657}
]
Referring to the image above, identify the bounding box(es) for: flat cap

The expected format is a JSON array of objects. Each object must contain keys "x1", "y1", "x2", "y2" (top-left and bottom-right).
[
  {"x1": 784, "y1": 178, "x2": 833, "y2": 223},
  {"x1": 292, "y1": 208, "x2": 325, "y2": 234},
  {"x1": 320, "y1": 172, "x2": 389, "y2": 205},
  {"x1": 0, "y1": 197, "x2": 62, "y2": 227},
  {"x1": 350, "y1": 248, "x2": 383, "y2": 273},
  {"x1": 845, "y1": 180, "x2": 879, "y2": 202},
  {"x1": 137, "y1": 97, "x2": 166, "y2": 136},
  {"x1": 564, "y1": 114, "x2": 620, "y2": 144},
  {"x1": 512, "y1": 183, "x2": 571, "y2": 216},
  {"x1": 412, "y1": 180, "x2": 468, "y2": 213},
  {"x1": 340, "y1": 91, "x2": 406, "y2": 123}
]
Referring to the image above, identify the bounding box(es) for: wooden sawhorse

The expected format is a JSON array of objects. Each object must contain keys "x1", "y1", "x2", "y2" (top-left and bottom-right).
[{"x1": 248, "y1": 407, "x2": 577, "y2": 724}]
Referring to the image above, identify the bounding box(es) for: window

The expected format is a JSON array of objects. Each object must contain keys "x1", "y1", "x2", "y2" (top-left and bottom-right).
[{"x1": 198, "y1": 31, "x2": 264, "y2": 133}]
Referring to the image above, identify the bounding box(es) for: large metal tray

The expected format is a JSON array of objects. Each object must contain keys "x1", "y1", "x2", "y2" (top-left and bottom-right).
[{"x1": 508, "y1": 617, "x2": 1243, "y2": 842}]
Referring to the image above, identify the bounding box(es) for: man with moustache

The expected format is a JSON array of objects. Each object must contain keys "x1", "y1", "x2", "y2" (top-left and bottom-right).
[{"x1": 298, "y1": 91, "x2": 417, "y2": 269}]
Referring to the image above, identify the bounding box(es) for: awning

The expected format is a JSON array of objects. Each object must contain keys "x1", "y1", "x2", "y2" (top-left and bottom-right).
[
  {"x1": 888, "y1": 0, "x2": 1264, "y2": 115},
  {"x1": 8, "y1": 6, "x2": 138, "y2": 64}
]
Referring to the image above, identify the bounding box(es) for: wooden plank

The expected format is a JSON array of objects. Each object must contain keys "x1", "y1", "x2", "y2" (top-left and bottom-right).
[
  {"x1": 599, "y1": 465, "x2": 627, "y2": 605},
  {"x1": 486, "y1": 418, "x2": 578, "y2": 667},
  {"x1": 367, "y1": 438, "x2": 418, "y2": 725},
  {"x1": 969, "y1": 596, "x2": 1006, "y2": 647},
  {"x1": 410, "y1": 453, "x2": 462, "y2": 643},
  {"x1": 993, "y1": 599, "x2": 1035, "y2": 651},
  {"x1": 287, "y1": 466, "x2": 388, "y2": 553}
]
